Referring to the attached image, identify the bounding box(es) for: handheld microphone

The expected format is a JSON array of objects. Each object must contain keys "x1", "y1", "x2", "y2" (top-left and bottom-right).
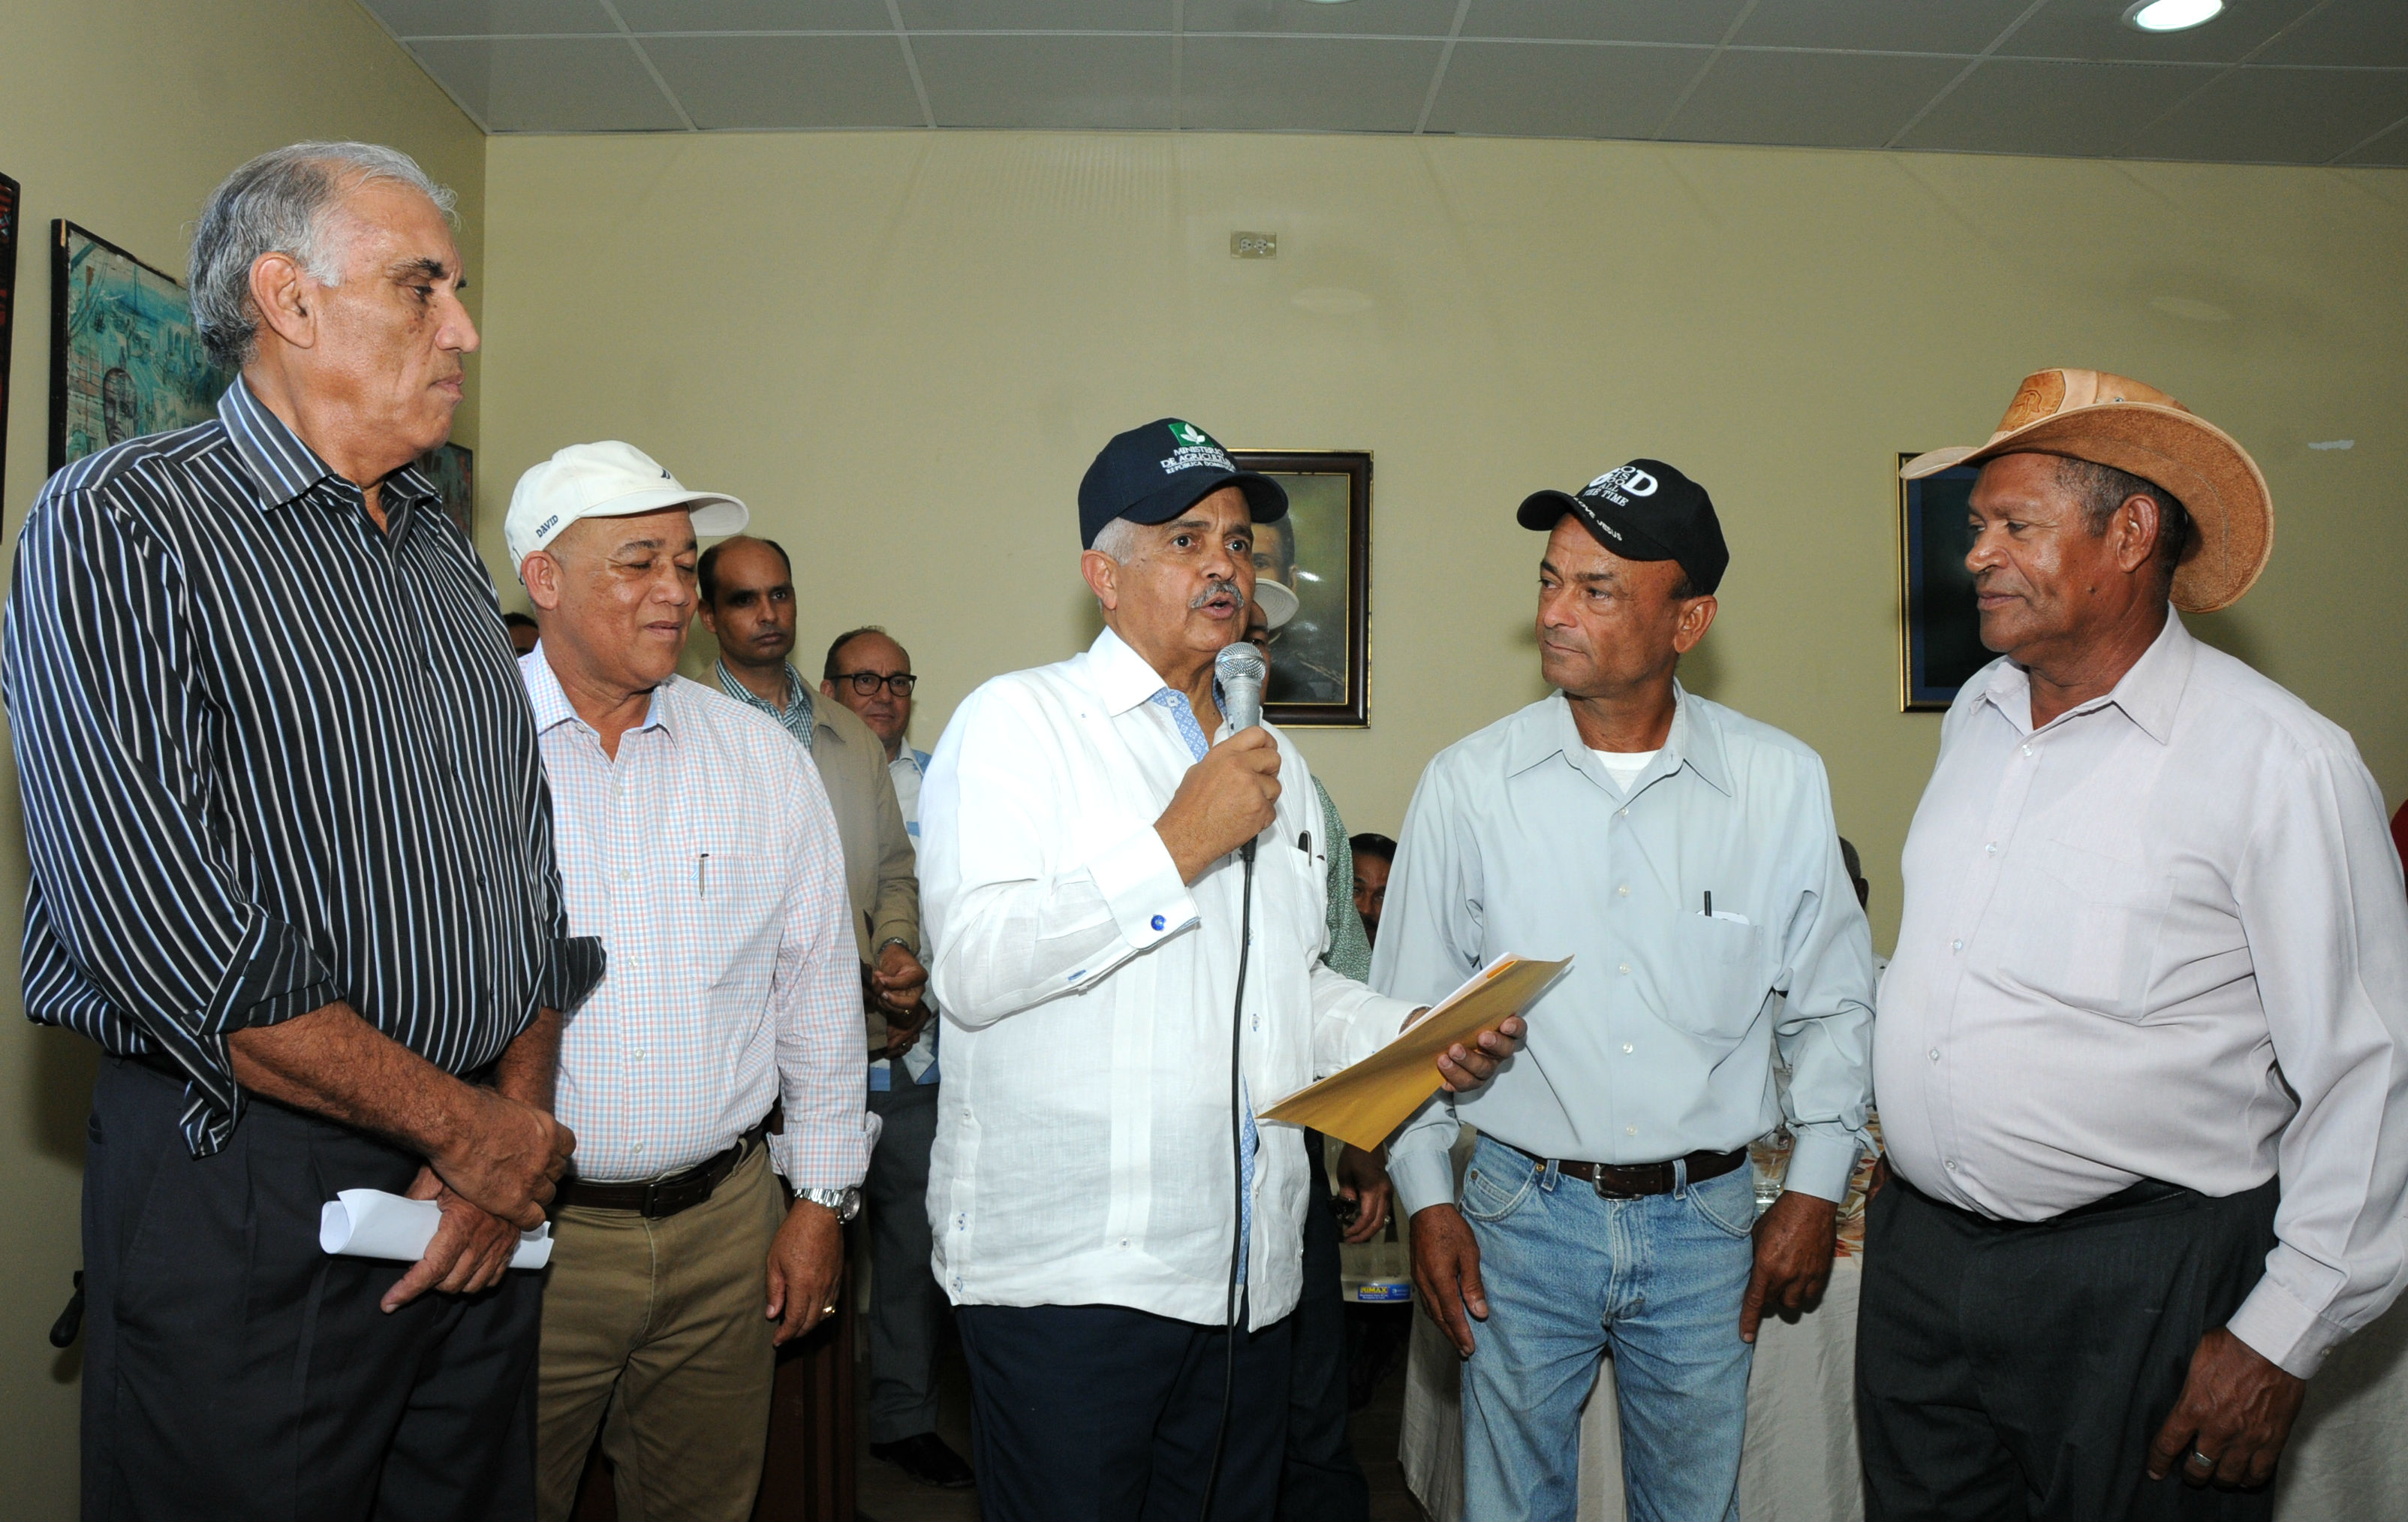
[{"x1": 1215, "y1": 640, "x2": 1266, "y2": 734}]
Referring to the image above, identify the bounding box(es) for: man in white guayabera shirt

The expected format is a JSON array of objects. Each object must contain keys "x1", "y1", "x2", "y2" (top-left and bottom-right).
[
  {"x1": 1864, "y1": 369, "x2": 2408, "y2": 1522},
  {"x1": 915, "y1": 417, "x2": 1524, "y2": 1522}
]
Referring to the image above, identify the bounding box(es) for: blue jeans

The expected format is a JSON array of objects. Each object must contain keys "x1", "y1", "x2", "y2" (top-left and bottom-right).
[{"x1": 1458, "y1": 1133, "x2": 1757, "y2": 1522}]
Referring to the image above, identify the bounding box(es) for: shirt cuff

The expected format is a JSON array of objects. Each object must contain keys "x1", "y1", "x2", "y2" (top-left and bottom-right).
[
  {"x1": 1388, "y1": 1123, "x2": 1461, "y2": 1217},
  {"x1": 2226, "y1": 1273, "x2": 2346, "y2": 1379},
  {"x1": 1085, "y1": 825, "x2": 1199, "y2": 952},
  {"x1": 208, "y1": 910, "x2": 341, "y2": 1032},
  {"x1": 1781, "y1": 1128, "x2": 1863, "y2": 1204},
  {"x1": 540, "y1": 935, "x2": 607, "y2": 1016}
]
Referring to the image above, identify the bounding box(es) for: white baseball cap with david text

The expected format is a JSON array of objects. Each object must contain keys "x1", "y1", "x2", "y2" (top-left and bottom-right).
[{"x1": 504, "y1": 441, "x2": 748, "y2": 572}]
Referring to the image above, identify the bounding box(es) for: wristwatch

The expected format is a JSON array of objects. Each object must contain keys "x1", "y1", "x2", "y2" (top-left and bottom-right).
[{"x1": 798, "y1": 1186, "x2": 861, "y2": 1223}]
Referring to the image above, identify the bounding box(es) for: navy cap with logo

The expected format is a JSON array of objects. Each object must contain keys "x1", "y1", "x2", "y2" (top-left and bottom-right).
[
  {"x1": 1516, "y1": 458, "x2": 1729, "y2": 595},
  {"x1": 1079, "y1": 418, "x2": 1290, "y2": 549}
]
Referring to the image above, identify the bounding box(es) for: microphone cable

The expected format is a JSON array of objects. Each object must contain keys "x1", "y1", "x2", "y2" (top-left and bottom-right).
[{"x1": 1196, "y1": 837, "x2": 1255, "y2": 1522}]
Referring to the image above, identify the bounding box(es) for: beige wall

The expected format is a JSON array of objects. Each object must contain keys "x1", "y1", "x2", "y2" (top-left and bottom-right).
[
  {"x1": 0, "y1": 3, "x2": 483, "y2": 1513},
  {"x1": 482, "y1": 130, "x2": 2408, "y2": 948}
]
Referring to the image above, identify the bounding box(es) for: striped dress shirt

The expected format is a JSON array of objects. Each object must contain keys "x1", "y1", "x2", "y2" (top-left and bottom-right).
[
  {"x1": 526, "y1": 654, "x2": 871, "y2": 1188},
  {"x1": 2, "y1": 379, "x2": 602, "y2": 1156}
]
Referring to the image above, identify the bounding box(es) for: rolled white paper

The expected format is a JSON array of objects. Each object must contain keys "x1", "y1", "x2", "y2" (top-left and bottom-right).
[{"x1": 318, "y1": 1189, "x2": 553, "y2": 1270}]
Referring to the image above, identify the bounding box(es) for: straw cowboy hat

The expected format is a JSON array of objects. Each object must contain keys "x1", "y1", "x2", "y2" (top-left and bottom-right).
[{"x1": 1900, "y1": 368, "x2": 2272, "y2": 613}]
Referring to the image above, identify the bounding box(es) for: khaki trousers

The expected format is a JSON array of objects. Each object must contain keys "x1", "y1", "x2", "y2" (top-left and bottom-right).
[{"x1": 536, "y1": 1142, "x2": 786, "y2": 1522}]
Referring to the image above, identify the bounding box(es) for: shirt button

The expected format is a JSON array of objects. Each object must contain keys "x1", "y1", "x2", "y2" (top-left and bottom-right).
[
  {"x1": 1150, "y1": 914, "x2": 1166, "y2": 932},
  {"x1": 1984, "y1": 842, "x2": 1998, "y2": 856},
  {"x1": 1621, "y1": 1042, "x2": 1634, "y2": 1055},
  {"x1": 1928, "y1": 1049, "x2": 1940, "y2": 1062},
  {"x1": 1616, "y1": 885, "x2": 1630, "y2": 897},
  {"x1": 2021, "y1": 744, "x2": 2034, "y2": 758},
  {"x1": 1945, "y1": 1159, "x2": 1959, "y2": 1171},
  {"x1": 956, "y1": 1213, "x2": 967, "y2": 1230},
  {"x1": 1251, "y1": 1015, "x2": 1260, "y2": 1031},
  {"x1": 631, "y1": 1141, "x2": 643, "y2": 1153},
  {"x1": 1118, "y1": 1237, "x2": 1130, "y2": 1249},
  {"x1": 1618, "y1": 963, "x2": 1631, "y2": 975},
  {"x1": 1952, "y1": 939, "x2": 1964, "y2": 952},
  {"x1": 631, "y1": 1048, "x2": 645, "y2": 1062},
  {"x1": 1624, "y1": 1124, "x2": 1638, "y2": 1136},
  {"x1": 1618, "y1": 809, "x2": 1629, "y2": 819}
]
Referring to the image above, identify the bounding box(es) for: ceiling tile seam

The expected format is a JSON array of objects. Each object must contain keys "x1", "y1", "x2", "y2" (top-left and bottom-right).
[
  {"x1": 2326, "y1": 110, "x2": 2408, "y2": 165},
  {"x1": 1651, "y1": 0, "x2": 1759, "y2": 142},
  {"x1": 343, "y1": 0, "x2": 495, "y2": 135},
  {"x1": 883, "y1": 0, "x2": 938, "y2": 130},
  {"x1": 2120, "y1": 0, "x2": 2338, "y2": 150},
  {"x1": 1413, "y1": 0, "x2": 1474, "y2": 137},
  {"x1": 597, "y1": 0, "x2": 698, "y2": 131},
  {"x1": 1881, "y1": 0, "x2": 2051, "y2": 150}
]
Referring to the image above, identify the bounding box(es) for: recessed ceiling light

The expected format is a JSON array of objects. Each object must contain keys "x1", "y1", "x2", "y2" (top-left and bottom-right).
[{"x1": 2124, "y1": 0, "x2": 2223, "y2": 32}]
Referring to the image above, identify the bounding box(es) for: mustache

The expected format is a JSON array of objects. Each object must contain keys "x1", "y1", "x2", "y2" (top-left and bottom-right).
[{"x1": 1189, "y1": 577, "x2": 1245, "y2": 610}]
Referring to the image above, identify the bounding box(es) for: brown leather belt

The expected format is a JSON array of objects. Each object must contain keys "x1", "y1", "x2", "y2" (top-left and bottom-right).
[
  {"x1": 1503, "y1": 1140, "x2": 1749, "y2": 1199},
  {"x1": 555, "y1": 1126, "x2": 763, "y2": 1219}
]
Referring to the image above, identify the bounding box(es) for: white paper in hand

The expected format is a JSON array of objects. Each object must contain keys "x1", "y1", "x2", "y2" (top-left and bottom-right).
[{"x1": 319, "y1": 1189, "x2": 553, "y2": 1270}]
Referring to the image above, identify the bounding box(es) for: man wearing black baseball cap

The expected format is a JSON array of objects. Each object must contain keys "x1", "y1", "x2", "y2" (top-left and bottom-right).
[
  {"x1": 1377, "y1": 460, "x2": 1875, "y2": 1520},
  {"x1": 914, "y1": 418, "x2": 1524, "y2": 1522}
]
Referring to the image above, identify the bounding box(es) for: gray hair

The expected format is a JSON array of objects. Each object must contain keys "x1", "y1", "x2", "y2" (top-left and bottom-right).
[
  {"x1": 189, "y1": 141, "x2": 456, "y2": 370},
  {"x1": 2051, "y1": 456, "x2": 2193, "y2": 583},
  {"x1": 1088, "y1": 516, "x2": 1145, "y2": 562}
]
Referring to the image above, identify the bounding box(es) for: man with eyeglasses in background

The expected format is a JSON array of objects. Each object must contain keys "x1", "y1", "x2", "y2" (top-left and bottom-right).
[{"x1": 818, "y1": 625, "x2": 973, "y2": 1490}]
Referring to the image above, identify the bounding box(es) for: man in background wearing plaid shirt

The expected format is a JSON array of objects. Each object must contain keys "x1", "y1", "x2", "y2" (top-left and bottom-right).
[{"x1": 502, "y1": 442, "x2": 872, "y2": 1522}]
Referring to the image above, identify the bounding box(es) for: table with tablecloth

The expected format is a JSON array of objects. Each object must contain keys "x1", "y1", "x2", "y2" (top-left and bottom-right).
[{"x1": 1399, "y1": 1220, "x2": 2408, "y2": 1522}]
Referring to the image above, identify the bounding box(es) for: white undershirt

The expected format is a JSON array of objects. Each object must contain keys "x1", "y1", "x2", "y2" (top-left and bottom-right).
[{"x1": 1589, "y1": 746, "x2": 1660, "y2": 794}]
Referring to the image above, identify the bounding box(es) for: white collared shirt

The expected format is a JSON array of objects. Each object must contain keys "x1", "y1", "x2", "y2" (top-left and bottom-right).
[
  {"x1": 1879, "y1": 615, "x2": 2408, "y2": 1377},
  {"x1": 917, "y1": 628, "x2": 1419, "y2": 1328},
  {"x1": 522, "y1": 650, "x2": 872, "y2": 1189}
]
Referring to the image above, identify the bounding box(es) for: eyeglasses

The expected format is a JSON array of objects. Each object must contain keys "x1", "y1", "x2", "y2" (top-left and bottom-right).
[{"x1": 834, "y1": 671, "x2": 917, "y2": 698}]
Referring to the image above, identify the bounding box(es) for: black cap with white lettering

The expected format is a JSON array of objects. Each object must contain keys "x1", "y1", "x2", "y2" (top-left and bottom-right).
[
  {"x1": 1516, "y1": 458, "x2": 1728, "y2": 595},
  {"x1": 1079, "y1": 418, "x2": 1289, "y2": 550}
]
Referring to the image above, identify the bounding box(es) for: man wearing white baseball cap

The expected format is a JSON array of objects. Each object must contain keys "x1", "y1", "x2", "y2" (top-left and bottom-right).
[{"x1": 504, "y1": 442, "x2": 874, "y2": 1521}]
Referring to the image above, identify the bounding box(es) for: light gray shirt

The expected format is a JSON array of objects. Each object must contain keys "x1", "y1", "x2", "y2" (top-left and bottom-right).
[
  {"x1": 1879, "y1": 613, "x2": 2408, "y2": 1379},
  {"x1": 1380, "y1": 688, "x2": 1877, "y2": 1219}
]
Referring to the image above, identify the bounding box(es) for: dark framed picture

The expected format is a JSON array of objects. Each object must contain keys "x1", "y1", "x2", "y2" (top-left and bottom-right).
[
  {"x1": 0, "y1": 173, "x2": 20, "y2": 499},
  {"x1": 417, "y1": 441, "x2": 474, "y2": 541},
  {"x1": 1898, "y1": 455, "x2": 1988, "y2": 711},
  {"x1": 1232, "y1": 449, "x2": 1371, "y2": 728},
  {"x1": 50, "y1": 220, "x2": 228, "y2": 473}
]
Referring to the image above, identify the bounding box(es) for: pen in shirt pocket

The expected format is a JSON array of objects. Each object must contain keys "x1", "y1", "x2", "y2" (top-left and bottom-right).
[{"x1": 697, "y1": 852, "x2": 709, "y2": 898}]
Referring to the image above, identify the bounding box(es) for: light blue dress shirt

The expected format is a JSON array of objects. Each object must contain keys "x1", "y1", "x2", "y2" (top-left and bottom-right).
[{"x1": 1378, "y1": 687, "x2": 1877, "y2": 1216}]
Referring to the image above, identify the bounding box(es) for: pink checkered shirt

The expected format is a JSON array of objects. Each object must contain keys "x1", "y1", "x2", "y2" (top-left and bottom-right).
[{"x1": 523, "y1": 650, "x2": 870, "y2": 1189}]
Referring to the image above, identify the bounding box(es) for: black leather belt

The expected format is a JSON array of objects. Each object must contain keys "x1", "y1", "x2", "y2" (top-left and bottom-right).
[
  {"x1": 554, "y1": 1126, "x2": 765, "y2": 1219},
  {"x1": 1503, "y1": 1139, "x2": 1750, "y2": 1199}
]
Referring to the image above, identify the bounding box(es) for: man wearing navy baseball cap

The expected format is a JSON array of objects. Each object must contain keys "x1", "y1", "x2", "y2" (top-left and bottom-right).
[
  {"x1": 914, "y1": 418, "x2": 1524, "y2": 1522},
  {"x1": 1377, "y1": 458, "x2": 1876, "y2": 1521}
]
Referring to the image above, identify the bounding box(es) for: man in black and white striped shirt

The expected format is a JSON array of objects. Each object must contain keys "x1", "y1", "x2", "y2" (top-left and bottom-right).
[{"x1": 5, "y1": 143, "x2": 601, "y2": 1521}]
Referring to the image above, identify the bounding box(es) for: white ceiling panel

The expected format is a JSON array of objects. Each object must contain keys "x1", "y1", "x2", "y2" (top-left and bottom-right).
[
  {"x1": 1460, "y1": 0, "x2": 1746, "y2": 47},
  {"x1": 913, "y1": 35, "x2": 1176, "y2": 128},
  {"x1": 368, "y1": 0, "x2": 613, "y2": 34},
  {"x1": 409, "y1": 37, "x2": 688, "y2": 129},
  {"x1": 1898, "y1": 59, "x2": 2210, "y2": 157},
  {"x1": 897, "y1": 0, "x2": 1173, "y2": 30},
  {"x1": 1425, "y1": 41, "x2": 1699, "y2": 139},
  {"x1": 1181, "y1": 0, "x2": 1459, "y2": 38},
  {"x1": 613, "y1": 0, "x2": 892, "y2": 32},
  {"x1": 2131, "y1": 65, "x2": 2408, "y2": 163},
  {"x1": 2001, "y1": 0, "x2": 2325, "y2": 67},
  {"x1": 1732, "y1": 0, "x2": 2032, "y2": 56},
  {"x1": 1181, "y1": 37, "x2": 1443, "y2": 131},
  {"x1": 357, "y1": 0, "x2": 2408, "y2": 164},
  {"x1": 643, "y1": 35, "x2": 924, "y2": 128},
  {"x1": 2258, "y1": 4, "x2": 2408, "y2": 67},
  {"x1": 1669, "y1": 50, "x2": 1969, "y2": 149}
]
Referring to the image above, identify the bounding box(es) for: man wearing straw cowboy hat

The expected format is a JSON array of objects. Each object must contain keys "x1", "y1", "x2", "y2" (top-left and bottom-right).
[{"x1": 1862, "y1": 370, "x2": 2408, "y2": 1520}]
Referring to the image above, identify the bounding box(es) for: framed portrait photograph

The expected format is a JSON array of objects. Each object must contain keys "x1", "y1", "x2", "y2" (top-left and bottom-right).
[
  {"x1": 1898, "y1": 455, "x2": 1988, "y2": 712},
  {"x1": 417, "y1": 441, "x2": 474, "y2": 541},
  {"x1": 50, "y1": 220, "x2": 229, "y2": 473},
  {"x1": 0, "y1": 172, "x2": 19, "y2": 498},
  {"x1": 1232, "y1": 449, "x2": 1371, "y2": 728}
]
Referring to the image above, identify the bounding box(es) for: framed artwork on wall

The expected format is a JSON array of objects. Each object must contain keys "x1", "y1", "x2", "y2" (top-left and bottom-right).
[
  {"x1": 0, "y1": 173, "x2": 19, "y2": 499},
  {"x1": 1898, "y1": 454, "x2": 1988, "y2": 712},
  {"x1": 50, "y1": 220, "x2": 229, "y2": 473},
  {"x1": 1231, "y1": 448, "x2": 1371, "y2": 728},
  {"x1": 417, "y1": 441, "x2": 474, "y2": 541}
]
